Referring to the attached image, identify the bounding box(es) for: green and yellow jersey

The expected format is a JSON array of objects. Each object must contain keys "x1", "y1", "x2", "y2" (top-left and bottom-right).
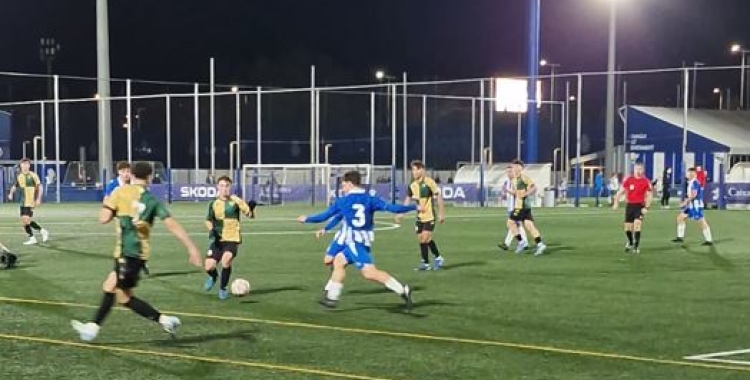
[
  {"x1": 207, "y1": 195, "x2": 251, "y2": 243},
  {"x1": 103, "y1": 184, "x2": 171, "y2": 261},
  {"x1": 15, "y1": 172, "x2": 41, "y2": 207},
  {"x1": 408, "y1": 177, "x2": 440, "y2": 222},
  {"x1": 512, "y1": 174, "x2": 535, "y2": 210}
]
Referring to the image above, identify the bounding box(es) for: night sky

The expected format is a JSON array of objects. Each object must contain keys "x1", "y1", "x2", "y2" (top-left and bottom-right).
[
  {"x1": 2, "y1": 0, "x2": 750, "y2": 168},
  {"x1": 3, "y1": 0, "x2": 749, "y2": 84}
]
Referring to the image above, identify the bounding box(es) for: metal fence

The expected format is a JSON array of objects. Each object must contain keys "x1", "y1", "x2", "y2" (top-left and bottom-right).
[{"x1": 0, "y1": 63, "x2": 747, "y2": 204}]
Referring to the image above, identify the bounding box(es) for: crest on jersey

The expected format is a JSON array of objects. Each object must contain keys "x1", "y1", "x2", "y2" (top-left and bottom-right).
[{"x1": 629, "y1": 184, "x2": 634, "y2": 190}]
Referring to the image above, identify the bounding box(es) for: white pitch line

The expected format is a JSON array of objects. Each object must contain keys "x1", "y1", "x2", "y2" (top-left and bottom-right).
[
  {"x1": 685, "y1": 348, "x2": 750, "y2": 360},
  {"x1": 685, "y1": 357, "x2": 750, "y2": 366}
]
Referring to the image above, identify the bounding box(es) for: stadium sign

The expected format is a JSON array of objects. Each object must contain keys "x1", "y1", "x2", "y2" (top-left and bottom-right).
[{"x1": 177, "y1": 185, "x2": 219, "y2": 200}]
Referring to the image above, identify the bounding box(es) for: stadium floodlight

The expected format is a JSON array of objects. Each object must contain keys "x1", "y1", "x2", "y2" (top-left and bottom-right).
[
  {"x1": 375, "y1": 70, "x2": 385, "y2": 81},
  {"x1": 729, "y1": 43, "x2": 750, "y2": 109},
  {"x1": 540, "y1": 59, "x2": 561, "y2": 123},
  {"x1": 713, "y1": 88, "x2": 724, "y2": 110},
  {"x1": 231, "y1": 86, "x2": 239, "y2": 93},
  {"x1": 494, "y1": 78, "x2": 542, "y2": 113}
]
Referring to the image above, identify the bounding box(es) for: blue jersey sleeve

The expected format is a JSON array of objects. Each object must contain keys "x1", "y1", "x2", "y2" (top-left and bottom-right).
[
  {"x1": 371, "y1": 195, "x2": 417, "y2": 214},
  {"x1": 104, "y1": 180, "x2": 118, "y2": 197},
  {"x1": 323, "y1": 213, "x2": 343, "y2": 232},
  {"x1": 304, "y1": 202, "x2": 340, "y2": 224}
]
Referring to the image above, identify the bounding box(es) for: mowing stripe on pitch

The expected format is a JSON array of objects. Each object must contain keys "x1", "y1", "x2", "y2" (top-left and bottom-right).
[
  {"x1": 1, "y1": 296, "x2": 749, "y2": 373},
  {"x1": 0, "y1": 333, "x2": 399, "y2": 380}
]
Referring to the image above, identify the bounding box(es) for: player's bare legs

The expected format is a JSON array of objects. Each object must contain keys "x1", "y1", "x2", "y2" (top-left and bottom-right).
[
  {"x1": 320, "y1": 253, "x2": 348, "y2": 308},
  {"x1": 72, "y1": 269, "x2": 180, "y2": 342},
  {"x1": 360, "y1": 265, "x2": 412, "y2": 310},
  {"x1": 674, "y1": 213, "x2": 713, "y2": 245}
]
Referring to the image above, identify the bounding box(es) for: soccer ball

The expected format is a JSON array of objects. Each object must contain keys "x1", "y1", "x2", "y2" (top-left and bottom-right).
[{"x1": 230, "y1": 279, "x2": 251, "y2": 297}]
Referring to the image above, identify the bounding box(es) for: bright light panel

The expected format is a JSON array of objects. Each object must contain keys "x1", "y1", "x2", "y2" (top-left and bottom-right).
[{"x1": 495, "y1": 78, "x2": 542, "y2": 113}]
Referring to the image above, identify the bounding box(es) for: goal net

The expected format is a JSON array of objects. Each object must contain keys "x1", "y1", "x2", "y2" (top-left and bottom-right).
[{"x1": 241, "y1": 163, "x2": 395, "y2": 206}]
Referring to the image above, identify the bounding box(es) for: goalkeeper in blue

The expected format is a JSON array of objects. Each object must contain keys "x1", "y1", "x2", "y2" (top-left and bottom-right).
[
  {"x1": 298, "y1": 170, "x2": 420, "y2": 311},
  {"x1": 672, "y1": 167, "x2": 713, "y2": 246}
]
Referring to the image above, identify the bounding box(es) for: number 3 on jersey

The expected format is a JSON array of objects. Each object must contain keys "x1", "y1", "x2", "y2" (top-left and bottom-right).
[{"x1": 352, "y1": 204, "x2": 366, "y2": 227}]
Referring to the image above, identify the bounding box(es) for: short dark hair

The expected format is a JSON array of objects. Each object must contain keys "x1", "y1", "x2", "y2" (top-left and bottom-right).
[
  {"x1": 512, "y1": 159, "x2": 525, "y2": 167},
  {"x1": 410, "y1": 160, "x2": 425, "y2": 169},
  {"x1": 131, "y1": 161, "x2": 153, "y2": 180},
  {"x1": 19, "y1": 158, "x2": 30, "y2": 164},
  {"x1": 342, "y1": 170, "x2": 361, "y2": 186},
  {"x1": 687, "y1": 167, "x2": 696, "y2": 172},
  {"x1": 116, "y1": 161, "x2": 131, "y2": 171},
  {"x1": 217, "y1": 175, "x2": 232, "y2": 184}
]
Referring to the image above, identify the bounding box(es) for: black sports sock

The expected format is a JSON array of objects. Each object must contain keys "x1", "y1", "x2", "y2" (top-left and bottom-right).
[
  {"x1": 428, "y1": 240, "x2": 441, "y2": 258},
  {"x1": 625, "y1": 231, "x2": 634, "y2": 245},
  {"x1": 24, "y1": 225, "x2": 33, "y2": 237},
  {"x1": 534, "y1": 236, "x2": 542, "y2": 244},
  {"x1": 634, "y1": 231, "x2": 641, "y2": 248},
  {"x1": 220, "y1": 266, "x2": 232, "y2": 290},
  {"x1": 516, "y1": 234, "x2": 523, "y2": 241},
  {"x1": 124, "y1": 297, "x2": 161, "y2": 322},
  {"x1": 419, "y1": 243, "x2": 429, "y2": 263},
  {"x1": 207, "y1": 268, "x2": 218, "y2": 282},
  {"x1": 93, "y1": 292, "x2": 116, "y2": 325},
  {"x1": 29, "y1": 221, "x2": 41, "y2": 230}
]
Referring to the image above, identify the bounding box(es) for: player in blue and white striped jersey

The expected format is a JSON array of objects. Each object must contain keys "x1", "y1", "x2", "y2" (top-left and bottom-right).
[
  {"x1": 672, "y1": 167, "x2": 713, "y2": 246},
  {"x1": 298, "y1": 170, "x2": 420, "y2": 311}
]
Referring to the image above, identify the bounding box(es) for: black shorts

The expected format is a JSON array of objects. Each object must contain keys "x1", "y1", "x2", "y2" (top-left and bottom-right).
[
  {"x1": 415, "y1": 221, "x2": 436, "y2": 234},
  {"x1": 207, "y1": 241, "x2": 239, "y2": 261},
  {"x1": 114, "y1": 257, "x2": 145, "y2": 289},
  {"x1": 509, "y1": 208, "x2": 534, "y2": 222},
  {"x1": 625, "y1": 203, "x2": 645, "y2": 223},
  {"x1": 20, "y1": 207, "x2": 33, "y2": 217}
]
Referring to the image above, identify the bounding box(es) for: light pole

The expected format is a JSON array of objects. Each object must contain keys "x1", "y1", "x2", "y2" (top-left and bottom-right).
[
  {"x1": 33, "y1": 135, "x2": 43, "y2": 174},
  {"x1": 691, "y1": 61, "x2": 705, "y2": 109},
  {"x1": 713, "y1": 88, "x2": 723, "y2": 110},
  {"x1": 324, "y1": 144, "x2": 333, "y2": 164},
  {"x1": 604, "y1": 0, "x2": 618, "y2": 177},
  {"x1": 39, "y1": 38, "x2": 60, "y2": 165},
  {"x1": 22, "y1": 140, "x2": 31, "y2": 159},
  {"x1": 540, "y1": 59, "x2": 560, "y2": 124},
  {"x1": 39, "y1": 38, "x2": 61, "y2": 99},
  {"x1": 731, "y1": 44, "x2": 750, "y2": 109}
]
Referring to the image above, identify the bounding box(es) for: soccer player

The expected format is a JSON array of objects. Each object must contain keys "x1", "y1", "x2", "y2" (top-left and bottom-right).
[
  {"x1": 104, "y1": 161, "x2": 131, "y2": 200},
  {"x1": 608, "y1": 172, "x2": 620, "y2": 206},
  {"x1": 298, "y1": 170, "x2": 419, "y2": 310},
  {"x1": 498, "y1": 165, "x2": 528, "y2": 251},
  {"x1": 395, "y1": 160, "x2": 446, "y2": 270},
  {"x1": 103, "y1": 161, "x2": 151, "y2": 275},
  {"x1": 7, "y1": 158, "x2": 49, "y2": 245},
  {"x1": 672, "y1": 168, "x2": 713, "y2": 245},
  {"x1": 507, "y1": 160, "x2": 547, "y2": 256},
  {"x1": 71, "y1": 161, "x2": 202, "y2": 342},
  {"x1": 204, "y1": 176, "x2": 254, "y2": 300},
  {"x1": 612, "y1": 163, "x2": 653, "y2": 254}
]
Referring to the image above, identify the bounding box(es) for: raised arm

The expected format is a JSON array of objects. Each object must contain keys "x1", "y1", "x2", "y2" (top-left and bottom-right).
[
  {"x1": 298, "y1": 203, "x2": 339, "y2": 224},
  {"x1": 230, "y1": 195, "x2": 253, "y2": 217},
  {"x1": 323, "y1": 213, "x2": 343, "y2": 232}
]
